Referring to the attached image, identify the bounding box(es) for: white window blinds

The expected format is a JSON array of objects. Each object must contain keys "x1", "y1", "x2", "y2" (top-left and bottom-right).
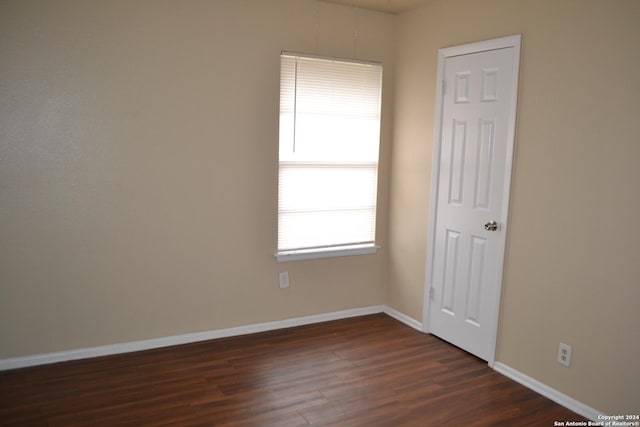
[{"x1": 277, "y1": 53, "x2": 383, "y2": 256}]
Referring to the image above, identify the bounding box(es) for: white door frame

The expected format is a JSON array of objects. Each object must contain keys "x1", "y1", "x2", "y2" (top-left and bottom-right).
[{"x1": 422, "y1": 35, "x2": 521, "y2": 367}]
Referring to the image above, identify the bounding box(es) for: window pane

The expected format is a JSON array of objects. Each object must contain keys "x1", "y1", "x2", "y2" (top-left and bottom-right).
[
  {"x1": 278, "y1": 164, "x2": 378, "y2": 212},
  {"x1": 278, "y1": 209, "x2": 376, "y2": 251},
  {"x1": 277, "y1": 53, "x2": 382, "y2": 254}
]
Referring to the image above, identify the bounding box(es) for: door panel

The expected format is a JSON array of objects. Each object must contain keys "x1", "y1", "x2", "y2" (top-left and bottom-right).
[{"x1": 428, "y1": 46, "x2": 517, "y2": 361}]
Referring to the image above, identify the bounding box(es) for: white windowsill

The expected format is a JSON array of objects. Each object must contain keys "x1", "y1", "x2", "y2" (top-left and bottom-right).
[{"x1": 275, "y1": 244, "x2": 379, "y2": 263}]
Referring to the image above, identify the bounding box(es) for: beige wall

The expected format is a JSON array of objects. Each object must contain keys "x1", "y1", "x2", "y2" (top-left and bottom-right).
[
  {"x1": 0, "y1": 0, "x2": 394, "y2": 358},
  {"x1": 390, "y1": 0, "x2": 640, "y2": 414}
]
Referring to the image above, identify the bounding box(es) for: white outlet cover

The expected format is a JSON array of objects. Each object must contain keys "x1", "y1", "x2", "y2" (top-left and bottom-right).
[
  {"x1": 557, "y1": 342, "x2": 572, "y2": 367},
  {"x1": 279, "y1": 272, "x2": 290, "y2": 288}
]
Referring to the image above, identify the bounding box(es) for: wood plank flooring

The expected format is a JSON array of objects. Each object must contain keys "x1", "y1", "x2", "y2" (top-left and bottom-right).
[{"x1": 0, "y1": 314, "x2": 586, "y2": 426}]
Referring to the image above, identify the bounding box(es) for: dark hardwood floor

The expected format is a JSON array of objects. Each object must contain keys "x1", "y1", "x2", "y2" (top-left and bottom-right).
[{"x1": 0, "y1": 314, "x2": 586, "y2": 426}]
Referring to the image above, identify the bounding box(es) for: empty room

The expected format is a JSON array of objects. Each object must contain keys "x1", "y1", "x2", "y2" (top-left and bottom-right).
[{"x1": 1, "y1": 0, "x2": 638, "y2": 425}]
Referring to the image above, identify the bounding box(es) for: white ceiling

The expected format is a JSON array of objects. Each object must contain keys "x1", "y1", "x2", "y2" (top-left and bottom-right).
[{"x1": 321, "y1": 0, "x2": 428, "y2": 14}]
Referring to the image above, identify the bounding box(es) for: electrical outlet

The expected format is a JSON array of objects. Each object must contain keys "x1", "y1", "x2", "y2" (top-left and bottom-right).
[
  {"x1": 279, "y1": 272, "x2": 290, "y2": 289},
  {"x1": 557, "y1": 343, "x2": 572, "y2": 367}
]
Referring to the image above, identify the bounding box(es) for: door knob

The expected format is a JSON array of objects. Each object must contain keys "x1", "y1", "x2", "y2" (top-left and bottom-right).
[{"x1": 484, "y1": 221, "x2": 498, "y2": 231}]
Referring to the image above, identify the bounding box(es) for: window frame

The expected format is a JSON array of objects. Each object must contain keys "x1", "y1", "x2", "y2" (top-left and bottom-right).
[{"x1": 275, "y1": 52, "x2": 383, "y2": 262}]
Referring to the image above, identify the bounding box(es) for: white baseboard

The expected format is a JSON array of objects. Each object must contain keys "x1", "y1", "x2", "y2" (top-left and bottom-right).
[
  {"x1": 493, "y1": 362, "x2": 604, "y2": 421},
  {"x1": 0, "y1": 305, "x2": 385, "y2": 371},
  {"x1": 383, "y1": 306, "x2": 423, "y2": 331}
]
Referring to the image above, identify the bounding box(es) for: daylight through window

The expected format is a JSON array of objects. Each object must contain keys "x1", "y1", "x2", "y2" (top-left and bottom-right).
[{"x1": 277, "y1": 52, "x2": 383, "y2": 261}]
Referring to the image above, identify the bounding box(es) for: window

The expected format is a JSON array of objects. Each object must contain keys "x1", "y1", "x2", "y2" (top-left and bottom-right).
[{"x1": 276, "y1": 52, "x2": 383, "y2": 262}]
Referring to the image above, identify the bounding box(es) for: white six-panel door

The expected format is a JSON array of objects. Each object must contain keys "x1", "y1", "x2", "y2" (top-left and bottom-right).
[{"x1": 425, "y1": 37, "x2": 520, "y2": 363}]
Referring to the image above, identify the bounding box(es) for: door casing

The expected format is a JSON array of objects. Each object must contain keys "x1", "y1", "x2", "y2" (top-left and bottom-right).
[{"x1": 422, "y1": 35, "x2": 522, "y2": 367}]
